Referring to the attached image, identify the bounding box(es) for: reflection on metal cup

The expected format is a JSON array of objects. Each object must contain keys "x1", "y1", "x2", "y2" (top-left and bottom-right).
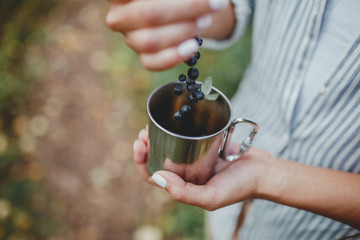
[{"x1": 147, "y1": 82, "x2": 258, "y2": 184}]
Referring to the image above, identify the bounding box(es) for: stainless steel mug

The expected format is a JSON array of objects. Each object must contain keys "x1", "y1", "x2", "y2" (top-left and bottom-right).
[{"x1": 147, "y1": 81, "x2": 258, "y2": 184}]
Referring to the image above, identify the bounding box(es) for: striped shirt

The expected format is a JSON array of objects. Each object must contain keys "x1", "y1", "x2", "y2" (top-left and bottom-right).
[{"x1": 205, "y1": 0, "x2": 360, "y2": 239}]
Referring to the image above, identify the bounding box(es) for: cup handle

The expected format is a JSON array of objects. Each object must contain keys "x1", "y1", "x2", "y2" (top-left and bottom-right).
[{"x1": 219, "y1": 118, "x2": 259, "y2": 162}]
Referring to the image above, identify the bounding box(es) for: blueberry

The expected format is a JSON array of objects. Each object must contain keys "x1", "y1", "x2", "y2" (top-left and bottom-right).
[
  {"x1": 195, "y1": 37, "x2": 203, "y2": 46},
  {"x1": 189, "y1": 93, "x2": 198, "y2": 103},
  {"x1": 186, "y1": 78, "x2": 195, "y2": 86},
  {"x1": 185, "y1": 56, "x2": 197, "y2": 66},
  {"x1": 194, "y1": 51, "x2": 201, "y2": 60},
  {"x1": 195, "y1": 91, "x2": 205, "y2": 100},
  {"x1": 174, "y1": 85, "x2": 184, "y2": 95},
  {"x1": 178, "y1": 74, "x2": 186, "y2": 82},
  {"x1": 190, "y1": 90, "x2": 204, "y2": 101},
  {"x1": 174, "y1": 110, "x2": 183, "y2": 120},
  {"x1": 188, "y1": 67, "x2": 199, "y2": 80},
  {"x1": 187, "y1": 84, "x2": 196, "y2": 91},
  {"x1": 191, "y1": 91, "x2": 198, "y2": 98},
  {"x1": 181, "y1": 105, "x2": 192, "y2": 114}
]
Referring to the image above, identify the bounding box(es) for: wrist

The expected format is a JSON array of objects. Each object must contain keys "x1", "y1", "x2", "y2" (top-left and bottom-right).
[{"x1": 254, "y1": 154, "x2": 288, "y2": 201}]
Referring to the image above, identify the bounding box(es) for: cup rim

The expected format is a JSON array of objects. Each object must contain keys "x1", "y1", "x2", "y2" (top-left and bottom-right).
[{"x1": 147, "y1": 81, "x2": 233, "y2": 140}]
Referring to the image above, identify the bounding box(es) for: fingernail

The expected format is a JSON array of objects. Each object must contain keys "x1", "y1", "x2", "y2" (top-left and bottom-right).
[
  {"x1": 177, "y1": 39, "x2": 199, "y2": 58},
  {"x1": 209, "y1": 0, "x2": 230, "y2": 10},
  {"x1": 133, "y1": 140, "x2": 141, "y2": 151},
  {"x1": 152, "y1": 173, "x2": 167, "y2": 188},
  {"x1": 196, "y1": 14, "x2": 213, "y2": 31},
  {"x1": 138, "y1": 129, "x2": 145, "y2": 139}
]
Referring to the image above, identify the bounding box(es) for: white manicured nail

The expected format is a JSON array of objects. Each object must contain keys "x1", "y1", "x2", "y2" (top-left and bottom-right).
[
  {"x1": 177, "y1": 39, "x2": 199, "y2": 57},
  {"x1": 196, "y1": 15, "x2": 213, "y2": 31},
  {"x1": 138, "y1": 129, "x2": 145, "y2": 139},
  {"x1": 209, "y1": 0, "x2": 230, "y2": 10},
  {"x1": 152, "y1": 173, "x2": 167, "y2": 188},
  {"x1": 133, "y1": 140, "x2": 141, "y2": 151}
]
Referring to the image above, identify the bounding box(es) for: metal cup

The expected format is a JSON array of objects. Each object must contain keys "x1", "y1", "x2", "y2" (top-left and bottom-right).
[{"x1": 147, "y1": 81, "x2": 258, "y2": 184}]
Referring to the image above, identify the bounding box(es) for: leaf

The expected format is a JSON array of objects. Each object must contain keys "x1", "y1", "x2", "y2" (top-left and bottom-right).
[
  {"x1": 205, "y1": 93, "x2": 219, "y2": 101},
  {"x1": 201, "y1": 76, "x2": 212, "y2": 95}
]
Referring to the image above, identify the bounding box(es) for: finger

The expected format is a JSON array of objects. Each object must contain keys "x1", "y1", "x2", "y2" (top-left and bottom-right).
[
  {"x1": 215, "y1": 143, "x2": 242, "y2": 173},
  {"x1": 140, "y1": 38, "x2": 199, "y2": 70},
  {"x1": 133, "y1": 139, "x2": 155, "y2": 184},
  {"x1": 107, "y1": 0, "x2": 229, "y2": 32},
  {"x1": 125, "y1": 15, "x2": 212, "y2": 53},
  {"x1": 214, "y1": 157, "x2": 231, "y2": 173},
  {"x1": 138, "y1": 128, "x2": 149, "y2": 142},
  {"x1": 125, "y1": 21, "x2": 199, "y2": 53},
  {"x1": 152, "y1": 171, "x2": 220, "y2": 210},
  {"x1": 108, "y1": 0, "x2": 131, "y2": 3},
  {"x1": 133, "y1": 139, "x2": 149, "y2": 174},
  {"x1": 228, "y1": 142, "x2": 241, "y2": 156},
  {"x1": 163, "y1": 158, "x2": 186, "y2": 177},
  {"x1": 133, "y1": 139, "x2": 147, "y2": 164}
]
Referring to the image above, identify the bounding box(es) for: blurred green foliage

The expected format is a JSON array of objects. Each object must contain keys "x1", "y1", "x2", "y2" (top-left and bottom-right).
[
  {"x1": 0, "y1": 0, "x2": 57, "y2": 239},
  {"x1": 170, "y1": 204, "x2": 205, "y2": 240},
  {"x1": 0, "y1": 0, "x2": 55, "y2": 111}
]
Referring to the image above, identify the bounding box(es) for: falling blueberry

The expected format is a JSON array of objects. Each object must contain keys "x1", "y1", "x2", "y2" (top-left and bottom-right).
[
  {"x1": 194, "y1": 51, "x2": 201, "y2": 60},
  {"x1": 189, "y1": 93, "x2": 198, "y2": 103},
  {"x1": 185, "y1": 56, "x2": 197, "y2": 66},
  {"x1": 186, "y1": 78, "x2": 195, "y2": 86},
  {"x1": 187, "y1": 84, "x2": 195, "y2": 91},
  {"x1": 195, "y1": 90, "x2": 205, "y2": 100},
  {"x1": 195, "y1": 37, "x2": 203, "y2": 46},
  {"x1": 188, "y1": 67, "x2": 199, "y2": 80},
  {"x1": 174, "y1": 85, "x2": 184, "y2": 95},
  {"x1": 178, "y1": 74, "x2": 187, "y2": 82}
]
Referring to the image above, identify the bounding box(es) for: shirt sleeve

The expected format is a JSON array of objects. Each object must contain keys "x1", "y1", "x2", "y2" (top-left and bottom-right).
[{"x1": 203, "y1": 0, "x2": 254, "y2": 50}]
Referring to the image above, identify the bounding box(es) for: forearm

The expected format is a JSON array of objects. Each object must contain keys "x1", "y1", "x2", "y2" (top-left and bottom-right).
[{"x1": 258, "y1": 157, "x2": 360, "y2": 229}]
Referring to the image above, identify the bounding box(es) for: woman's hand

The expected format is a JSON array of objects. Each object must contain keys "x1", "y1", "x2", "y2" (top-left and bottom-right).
[
  {"x1": 106, "y1": 0, "x2": 234, "y2": 70},
  {"x1": 133, "y1": 125, "x2": 154, "y2": 183},
  {"x1": 132, "y1": 126, "x2": 273, "y2": 210},
  {"x1": 133, "y1": 127, "x2": 360, "y2": 229},
  {"x1": 151, "y1": 147, "x2": 272, "y2": 211}
]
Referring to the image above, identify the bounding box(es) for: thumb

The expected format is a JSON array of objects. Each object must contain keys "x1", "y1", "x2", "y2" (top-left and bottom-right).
[
  {"x1": 152, "y1": 171, "x2": 218, "y2": 210},
  {"x1": 152, "y1": 170, "x2": 185, "y2": 190}
]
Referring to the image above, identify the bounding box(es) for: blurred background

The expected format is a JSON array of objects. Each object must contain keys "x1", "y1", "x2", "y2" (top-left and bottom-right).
[{"x1": 0, "y1": 0, "x2": 251, "y2": 239}]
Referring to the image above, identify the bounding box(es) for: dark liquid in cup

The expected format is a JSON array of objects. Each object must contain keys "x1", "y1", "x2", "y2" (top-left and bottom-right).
[{"x1": 149, "y1": 83, "x2": 231, "y2": 137}]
